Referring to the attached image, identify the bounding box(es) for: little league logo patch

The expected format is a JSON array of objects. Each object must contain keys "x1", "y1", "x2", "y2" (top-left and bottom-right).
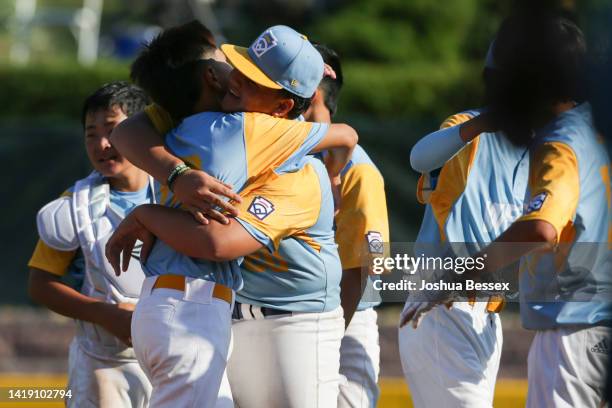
[
  {"x1": 526, "y1": 192, "x2": 548, "y2": 214},
  {"x1": 251, "y1": 30, "x2": 278, "y2": 58},
  {"x1": 366, "y1": 231, "x2": 384, "y2": 254},
  {"x1": 248, "y1": 196, "x2": 275, "y2": 220}
]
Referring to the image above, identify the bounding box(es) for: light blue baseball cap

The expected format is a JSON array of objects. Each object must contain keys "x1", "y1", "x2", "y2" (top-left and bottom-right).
[{"x1": 220, "y1": 25, "x2": 324, "y2": 98}]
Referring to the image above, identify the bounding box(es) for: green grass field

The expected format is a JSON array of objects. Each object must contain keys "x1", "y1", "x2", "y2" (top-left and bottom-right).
[{"x1": 0, "y1": 374, "x2": 527, "y2": 407}]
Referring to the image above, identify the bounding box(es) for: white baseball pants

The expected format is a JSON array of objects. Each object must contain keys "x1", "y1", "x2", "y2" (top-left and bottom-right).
[
  {"x1": 66, "y1": 339, "x2": 151, "y2": 408},
  {"x1": 338, "y1": 308, "x2": 381, "y2": 408},
  {"x1": 526, "y1": 325, "x2": 611, "y2": 408},
  {"x1": 227, "y1": 306, "x2": 345, "y2": 408},
  {"x1": 131, "y1": 281, "x2": 233, "y2": 408},
  {"x1": 398, "y1": 301, "x2": 502, "y2": 408}
]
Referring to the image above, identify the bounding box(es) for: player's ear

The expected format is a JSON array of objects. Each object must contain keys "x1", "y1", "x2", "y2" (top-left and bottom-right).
[
  {"x1": 271, "y1": 97, "x2": 295, "y2": 118},
  {"x1": 203, "y1": 65, "x2": 223, "y2": 92}
]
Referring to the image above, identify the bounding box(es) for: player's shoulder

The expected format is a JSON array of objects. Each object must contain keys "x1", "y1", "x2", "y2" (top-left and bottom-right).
[
  {"x1": 172, "y1": 111, "x2": 245, "y2": 145},
  {"x1": 37, "y1": 191, "x2": 79, "y2": 251},
  {"x1": 536, "y1": 103, "x2": 596, "y2": 149},
  {"x1": 342, "y1": 145, "x2": 382, "y2": 181},
  {"x1": 177, "y1": 111, "x2": 239, "y2": 131},
  {"x1": 440, "y1": 108, "x2": 483, "y2": 129}
]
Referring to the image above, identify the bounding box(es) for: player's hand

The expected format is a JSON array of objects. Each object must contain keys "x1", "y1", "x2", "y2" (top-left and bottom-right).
[
  {"x1": 459, "y1": 111, "x2": 501, "y2": 142},
  {"x1": 98, "y1": 302, "x2": 135, "y2": 346},
  {"x1": 105, "y1": 210, "x2": 155, "y2": 276},
  {"x1": 172, "y1": 169, "x2": 242, "y2": 225}
]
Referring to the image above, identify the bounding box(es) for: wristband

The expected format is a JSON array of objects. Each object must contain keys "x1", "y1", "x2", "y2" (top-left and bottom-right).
[{"x1": 167, "y1": 163, "x2": 191, "y2": 192}]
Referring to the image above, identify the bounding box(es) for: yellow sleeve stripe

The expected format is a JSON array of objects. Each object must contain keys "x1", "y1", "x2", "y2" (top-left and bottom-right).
[
  {"x1": 440, "y1": 112, "x2": 474, "y2": 130},
  {"x1": 429, "y1": 136, "x2": 480, "y2": 242},
  {"x1": 144, "y1": 104, "x2": 175, "y2": 135},
  {"x1": 28, "y1": 240, "x2": 76, "y2": 276},
  {"x1": 416, "y1": 112, "x2": 477, "y2": 240},
  {"x1": 517, "y1": 142, "x2": 580, "y2": 243}
]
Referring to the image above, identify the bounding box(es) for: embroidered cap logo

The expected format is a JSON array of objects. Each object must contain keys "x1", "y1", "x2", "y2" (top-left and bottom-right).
[{"x1": 251, "y1": 31, "x2": 278, "y2": 58}]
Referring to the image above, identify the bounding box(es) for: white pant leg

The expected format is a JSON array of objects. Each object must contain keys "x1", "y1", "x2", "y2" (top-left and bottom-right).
[
  {"x1": 398, "y1": 302, "x2": 502, "y2": 408},
  {"x1": 66, "y1": 339, "x2": 151, "y2": 408},
  {"x1": 132, "y1": 288, "x2": 232, "y2": 408},
  {"x1": 338, "y1": 308, "x2": 380, "y2": 408},
  {"x1": 215, "y1": 334, "x2": 234, "y2": 408},
  {"x1": 228, "y1": 306, "x2": 345, "y2": 408},
  {"x1": 527, "y1": 326, "x2": 611, "y2": 408}
]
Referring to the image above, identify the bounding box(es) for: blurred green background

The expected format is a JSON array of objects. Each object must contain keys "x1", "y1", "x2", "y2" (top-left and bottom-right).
[{"x1": 0, "y1": 0, "x2": 609, "y2": 304}]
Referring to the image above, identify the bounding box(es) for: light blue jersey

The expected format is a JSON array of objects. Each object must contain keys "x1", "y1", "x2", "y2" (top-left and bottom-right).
[
  {"x1": 237, "y1": 156, "x2": 342, "y2": 312},
  {"x1": 416, "y1": 110, "x2": 529, "y2": 249},
  {"x1": 518, "y1": 103, "x2": 612, "y2": 329},
  {"x1": 142, "y1": 109, "x2": 328, "y2": 291}
]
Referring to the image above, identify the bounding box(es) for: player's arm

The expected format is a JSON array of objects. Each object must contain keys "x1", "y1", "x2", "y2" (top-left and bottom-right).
[
  {"x1": 337, "y1": 164, "x2": 390, "y2": 327},
  {"x1": 110, "y1": 110, "x2": 182, "y2": 183},
  {"x1": 410, "y1": 111, "x2": 496, "y2": 173},
  {"x1": 471, "y1": 142, "x2": 579, "y2": 275},
  {"x1": 107, "y1": 173, "x2": 319, "y2": 274},
  {"x1": 27, "y1": 241, "x2": 133, "y2": 346},
  {"x1": 110, "y1": 107, "x2": 242, "y2": 222},
  {"x1": 106, "y1": 204, "x2": 263, "y2": 276},
  {"x1": 310, "y1": 123, "x2": 358, "y2": 177}
]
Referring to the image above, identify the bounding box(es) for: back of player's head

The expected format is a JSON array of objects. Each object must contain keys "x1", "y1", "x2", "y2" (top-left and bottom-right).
[
  {"x1": 130, "y1": 20, "x2": 217, "y2": 122},
  {"x1": 313, "y1": 43, "x2": 343, "y2": 117},
  {"x1": 494, "y1": 11, "x2": 586, "y2": 102},
  {"x1": 486, "y1": 11, "x2": 586, "y2": 144},
  {"x1": 81, "y1": 81, "x2": 149, "y2": 128}
]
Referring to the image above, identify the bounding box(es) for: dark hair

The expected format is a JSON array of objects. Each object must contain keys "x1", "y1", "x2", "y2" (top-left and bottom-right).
[
  {"x1": 486, "y1": 11, "x2": 587, "y2": 144},
  {"x1": 81, "y1": 81, "x2": 149, "y2": 128},
  {"x1": 313, "y1": 43, "x2": 343, "y2": 117},
  {"x1": 130, "y1": 20, "x2": 217, "y2": 122},
  {"x1": 281, "y1": 89, "x2": 312, "y2": 119}
]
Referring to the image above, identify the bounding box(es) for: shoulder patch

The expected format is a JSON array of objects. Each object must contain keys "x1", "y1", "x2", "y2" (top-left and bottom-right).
[
  {"x1": 526, "y1": 192, "x2": 548, "y2": 214},
  {"x1": 248, "y1": 196, "x2": 275, "y2": 220},
  {"x1": 366, "y1": 231, "x2": 384, "y2": 254}
]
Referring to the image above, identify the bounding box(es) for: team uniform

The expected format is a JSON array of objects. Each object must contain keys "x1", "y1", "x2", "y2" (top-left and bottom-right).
[
  {"x1": 516, "y1": 103, "x2": 612, "y2": 407},
  {"x1": 28, "y1": 175, "x2": 155, "y2": 408},
  {"x1": 399, "y1": 110, "x2": 528, "y2": 407},
  {"x1": 225, "y1": 155, "x2": 344, "y2": 408},
  {"x1": 138, "y1": 105, "x2": 330, "y2": 407},
  {"x1": 334, "y1": 145, "x2": 389, "y2": 408}
]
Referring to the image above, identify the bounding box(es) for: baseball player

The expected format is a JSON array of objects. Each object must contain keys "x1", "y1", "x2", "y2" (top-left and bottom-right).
[
  {"x1": 105, "y1": 23, "x2": 357, "y2": 407},
  {"x1": 303, "y1": 43, "x2": 390, "y2": 408},
  {"x1": 398, "y1": 43, "x2": 529, "y2": 406},
  {"x1": 27, "y1": 82, "x2": 153, "y2": 408},
  {"x1": 461, "y1": 13, "x2": 612, "y2": 407}
]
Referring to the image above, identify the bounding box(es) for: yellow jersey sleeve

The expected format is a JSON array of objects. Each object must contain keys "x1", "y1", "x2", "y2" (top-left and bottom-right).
[
  {"x1": 416, "y1": 112, "x2": 476, "y2": 204},
  {"x1": 28, "y1": 239, "x2": 76, "y2": 276},
  {"x1": 144, "y1": 104, "x2": 175, "y2": 135},
  {"x1": 336, "y1": 164, "x2": 389, "y2": 269},
  {"x1": 422, "y1": 113, "x2": 480, "y2": 240},
  {"x1": 242, "y1": 112, "x2": 327, "y2": 180},
  {"x1": 235, "y1": 164, "x2": 322, "y2": 250},
  {"x1": 517, "y1": 141, "x2": 580, "y2": 242},
  {"x1": 440, "y1": 112, "x2": 474, "y2": 129}
]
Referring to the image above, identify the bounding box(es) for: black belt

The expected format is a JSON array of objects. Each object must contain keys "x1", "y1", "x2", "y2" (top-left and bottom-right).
[{"x1": 232, "y1": 301, "x2": 293, "y2": 320}]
